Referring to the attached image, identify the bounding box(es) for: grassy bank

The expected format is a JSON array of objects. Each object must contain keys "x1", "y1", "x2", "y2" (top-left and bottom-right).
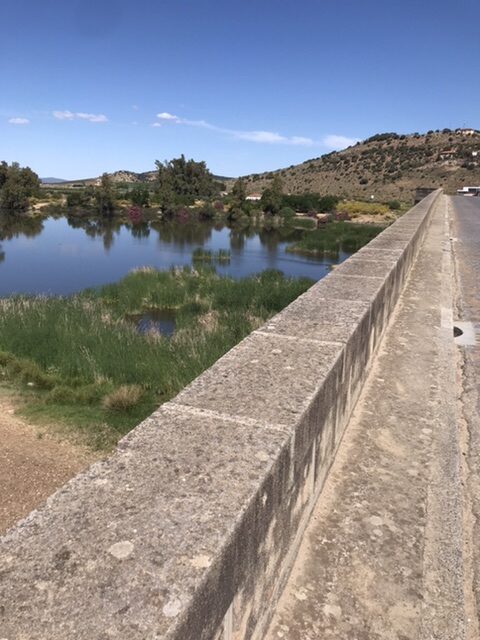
[
  {"x1": 286, "y1": 221, "x2": 383, "y2": 257},
  {"x1": 0, "y1": 268, "x2": 312, "y2": 449}
]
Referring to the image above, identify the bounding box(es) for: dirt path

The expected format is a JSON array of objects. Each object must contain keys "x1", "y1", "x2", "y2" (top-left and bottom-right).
[{"x1": 0, "y1": 392, "x2": 97, "y2": 534}]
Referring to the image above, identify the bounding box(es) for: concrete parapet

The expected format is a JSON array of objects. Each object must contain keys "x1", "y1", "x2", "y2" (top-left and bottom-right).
[{"x1": 0, "y1": 191, "x2": 441, "y2": 640}]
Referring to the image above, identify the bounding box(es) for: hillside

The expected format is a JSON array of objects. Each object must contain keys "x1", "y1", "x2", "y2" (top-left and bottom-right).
[
  {"x1": 40, "y1": 177, "x2": 68, "y2": 184},
  {"x1": 241, "y1": 129, "x2": 480, "y2": 201},
  {"x1": 44, "y1": 129, "x2": 480, "y2": 201},
  {"x1": 53, "y1": 170, "x2": 157, "y2": 187},
  {"x1": 58, "y1": 170, "x2": 230, "y2": 187}
]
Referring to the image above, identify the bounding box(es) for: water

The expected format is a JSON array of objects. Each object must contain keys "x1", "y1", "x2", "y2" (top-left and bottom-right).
[
  {"x1": 127, "y1": 309, "x2": 176, "y2": 337},
  {"x1": 0, "y1": 214, "x2": 350, "y2": 296}
]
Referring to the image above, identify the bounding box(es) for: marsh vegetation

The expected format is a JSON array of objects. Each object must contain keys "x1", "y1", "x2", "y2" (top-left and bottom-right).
[
  {"x1": 0, "y1": 158, "x2": 395, "y2": 451},
  {"x1": 0, "y1": 268, "x2": 312, "y2": 449},
  {"x1": 286, "y1": 222, "x2": 382, "y2": 257}
]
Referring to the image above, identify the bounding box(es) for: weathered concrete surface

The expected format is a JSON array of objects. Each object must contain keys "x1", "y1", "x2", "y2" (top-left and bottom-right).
[
  {"x1": 0, "y1": 192, "x2": 440, "y2": 640},
  {"x1": 265, "y1": 194, "x2": 469, "y2": 640},
  {"x1": 0, "y1": 406, "x2": 295, "y2": 640},
  {"x1": 450, "y1": 195, "x2": 480, "y2": 638}
]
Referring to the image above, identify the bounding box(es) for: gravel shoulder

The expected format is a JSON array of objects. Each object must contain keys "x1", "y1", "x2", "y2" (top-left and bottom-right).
[{"x1": 0, "y1": 389, "x2": 97, "y2": 534}]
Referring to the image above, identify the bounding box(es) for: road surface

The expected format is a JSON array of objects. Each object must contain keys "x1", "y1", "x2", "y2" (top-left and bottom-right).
[{"x1": 264, "y1": 195, "x2": 479, "y2": 639}]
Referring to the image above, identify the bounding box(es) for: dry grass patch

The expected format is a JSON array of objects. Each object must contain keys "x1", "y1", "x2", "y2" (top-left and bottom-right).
[{"x1": 102, "y1": 385, "x2": 144, "y2": 412}]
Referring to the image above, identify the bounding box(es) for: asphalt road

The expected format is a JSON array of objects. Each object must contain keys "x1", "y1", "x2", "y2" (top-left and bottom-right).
[
  {"x1": 450, "y1": 195, "x2": 480, "y2": 637},
  {"x1": 451, "y1": 196, "x2": 480, "y2": 319}
]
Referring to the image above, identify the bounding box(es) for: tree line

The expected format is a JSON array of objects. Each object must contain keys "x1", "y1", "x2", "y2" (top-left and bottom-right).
[
  {"x1": 0, "y1": 162, "x2": 40, "y2": 212},
  {"x1": 228, "y1": 175, "x2": 339, "y2": 223},
  {"x1": 65, "y1": 155, "x2": 223, "y2": 217},
  {"x1": 1, "y1": 157, "x2": 341, "y2": 225}
]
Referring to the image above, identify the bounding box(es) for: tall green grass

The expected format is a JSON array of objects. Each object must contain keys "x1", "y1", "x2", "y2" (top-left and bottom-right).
[
  {"x1": 192, "y1": 248, "x2": 231, "y2": 264},
  {"x1": 290, "y1": 217, "x2": 317, "y2": 230},
  {"x1": 0, "y1": 268, "x2": 312, "y2": 448},
  {"x1": 286, "y1": 221, "x2": 382, "y2": 257}
]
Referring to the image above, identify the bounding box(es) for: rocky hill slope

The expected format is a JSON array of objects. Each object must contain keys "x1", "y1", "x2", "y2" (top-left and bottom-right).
[
  {"x1": 61, "y1": 170, "x2": 230, "y2": 187},
  {"x1": 241, "y1": 129, "x2": 480, "y2": 201}
]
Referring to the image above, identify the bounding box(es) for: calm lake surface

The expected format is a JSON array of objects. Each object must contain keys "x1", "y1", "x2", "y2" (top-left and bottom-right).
[{"x1": 0, "y1": 215, "x2": 350, "y2": 297}]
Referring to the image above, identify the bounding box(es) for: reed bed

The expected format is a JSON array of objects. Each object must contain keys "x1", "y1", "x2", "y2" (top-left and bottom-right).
[
  {"x1": 286, "y1": 221, "x2": 382, "y2": 257},
  {"x1": 0, "y1": 267, "x2": 312, "y2": 448},
  {"x1": 192, "y1": 248, "x2": 231, "y2": 264}
]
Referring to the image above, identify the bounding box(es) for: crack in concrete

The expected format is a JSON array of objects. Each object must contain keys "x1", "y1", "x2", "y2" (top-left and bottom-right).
[
  {"x1": 163, "y1": 401, "x2": 288, "y2": 433},
  {"x1": 253, "y1": 330, "x2": 344, "y2": 347}
]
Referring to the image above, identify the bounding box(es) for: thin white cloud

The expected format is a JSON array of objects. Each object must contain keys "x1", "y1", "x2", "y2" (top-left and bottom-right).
[
  {"x1": 53, "y1": 110, "x2": 75, "y2": 120},
  {"x1": 8, "y1": 117, "x2": 30, "y2": 125},
  {"x1": 76, "y1": 112, "x2": 108, "y2": 123},
  {"x1": 151, "y1": 122, "x2": 162, "y2": 127},
  {"x1": 235, "y1": 130, "x2": 313, "y2": 146},
  {"x1": 322, "y1": 134, "x2": 359, "y2": 150},
  {"x1": 53, "y1": 110, "x2": 108, "y2": 123},
  {"x1": 154, "y1": 112, "x2": 314, "y2": 146},
  {"x1": 236, "y1": 130, "x2": 286, "y2": 143},
  {"x1": 157, "y1": 112, "x2": 179, "y2": 121}
]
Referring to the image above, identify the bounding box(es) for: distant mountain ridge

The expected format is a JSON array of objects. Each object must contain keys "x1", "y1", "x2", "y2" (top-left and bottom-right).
[
  {"x1": 240, "y1": 128, "x2": 480, "y2": 200},
  {"x1": 41, "y1": 177, "x2": 68, "y2": 184}
]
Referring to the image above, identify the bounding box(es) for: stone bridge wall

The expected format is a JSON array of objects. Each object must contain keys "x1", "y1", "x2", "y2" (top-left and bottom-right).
[{"x1": 0, "y1": 191, "x2": 441, "y2": 640}]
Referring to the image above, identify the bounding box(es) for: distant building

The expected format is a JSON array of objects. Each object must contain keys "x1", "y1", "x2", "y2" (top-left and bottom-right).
[
  {"x1": 457, "y1": 186, "x2": 480, "y2": 196},
  {"x1": 456, "y1": 128, "x2": 476, "y2": 136},
  {"x1": 246, "y1": 193, "x2": 262, "y2": 201}
]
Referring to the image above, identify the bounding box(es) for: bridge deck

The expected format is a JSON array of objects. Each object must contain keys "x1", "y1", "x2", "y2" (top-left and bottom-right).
[
  {"x1": 450, "y1": 195, "x2": 480, "y2": 640},
  {"x1": 265, "y1": 195, "x2": 475, "y2": 640}
]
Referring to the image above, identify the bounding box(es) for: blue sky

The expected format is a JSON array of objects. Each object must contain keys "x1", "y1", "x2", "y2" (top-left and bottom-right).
[{"x1": 1, "y1": 0, "x2": 479, "y2": 179}]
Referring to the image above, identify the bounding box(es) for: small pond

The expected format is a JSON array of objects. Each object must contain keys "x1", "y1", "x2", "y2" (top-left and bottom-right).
[
  {"x1": 127, "y1": 309, "x2": 176, "y2": 337},
  {"x1": 0, "y1": 215, "x2": 352, "y2": 297}
]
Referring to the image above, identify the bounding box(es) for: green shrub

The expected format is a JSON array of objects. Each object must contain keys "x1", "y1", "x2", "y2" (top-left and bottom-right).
[
  {"x1": 291, "y1": 217, "x2": 316, "y2": 230},
  {"x1": 286, "y1": 222, "x2": 382, "y2": 256},
  {"x1": 340, "y1": 201, "x2": 389, "y2": 217},
  {"x1": 279, "y1": 206, "x2": 295, "y2": 220},
  {"x1": 387, "y1": 200, "x2": 401, "y2": 210}
]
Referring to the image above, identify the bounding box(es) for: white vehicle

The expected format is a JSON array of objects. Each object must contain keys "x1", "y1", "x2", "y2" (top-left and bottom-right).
[{"x1": 457, "y1": 186, "x2": 480, "y2": 196}]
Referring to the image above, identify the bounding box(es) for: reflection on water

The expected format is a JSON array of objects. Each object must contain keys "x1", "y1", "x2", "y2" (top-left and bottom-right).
[
  {"x1": 66, "y1": 216, "x2": 121, "y2": 252},
  {"x1": 0, "y1": 213, "x2": 44, "y2": 241},
  {"x1": 0, "y1": 213, "x2": 350, "y2": 297},
  {"x1": 127, "y1": 309, "x2": 176, "y2": 337},
  {"x1": 151, "y1": 220, "x2": 214, "y2": 246}
]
